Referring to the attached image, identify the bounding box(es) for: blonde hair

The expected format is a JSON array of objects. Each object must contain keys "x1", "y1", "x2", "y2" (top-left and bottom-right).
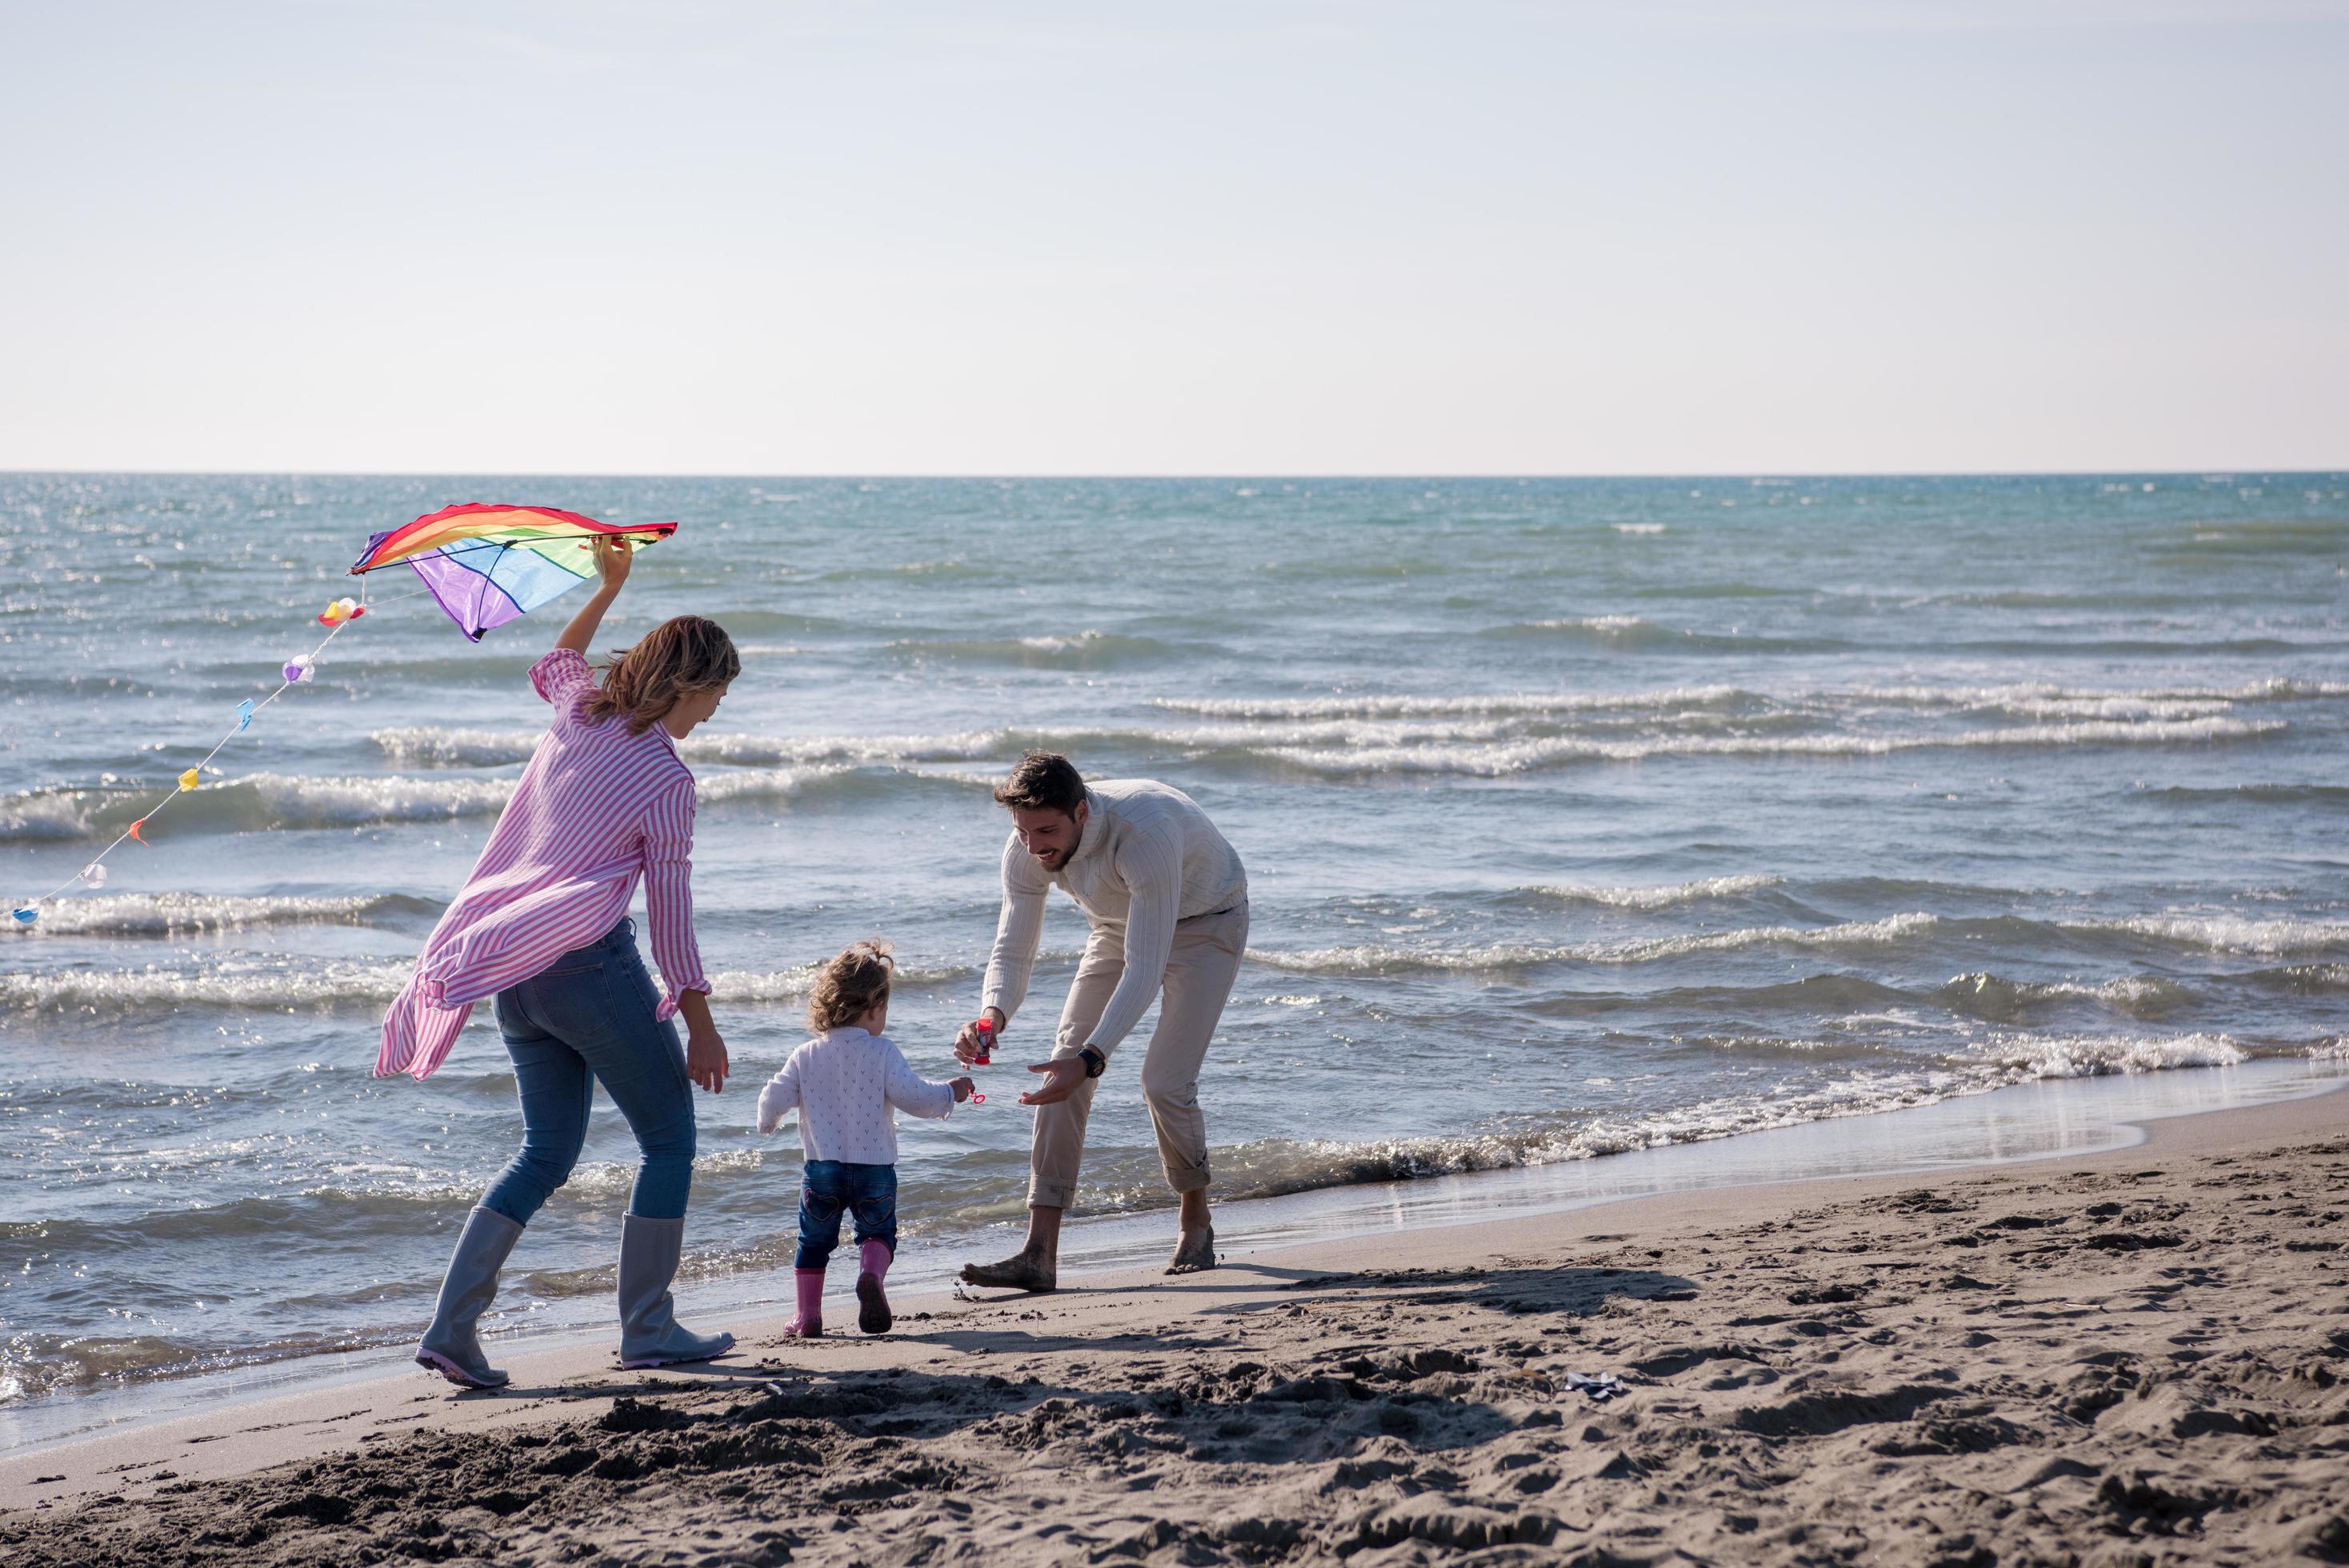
[
  {"x1": 582, "y1": 615, "x2": 741, "y2": 736},
  {"x1": 807, "y1": 939, "x2": 894, "y2": 1033}
]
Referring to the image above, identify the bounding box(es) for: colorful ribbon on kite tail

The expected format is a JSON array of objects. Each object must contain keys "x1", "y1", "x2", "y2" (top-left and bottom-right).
[{"x1": 7, "y1": 580, "x2": 406, "y2": 926}]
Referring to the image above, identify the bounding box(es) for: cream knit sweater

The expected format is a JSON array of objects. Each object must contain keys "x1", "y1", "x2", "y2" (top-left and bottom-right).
[{"x1": 980, "y1": 781, "x2": 1247, "y2": 1058}]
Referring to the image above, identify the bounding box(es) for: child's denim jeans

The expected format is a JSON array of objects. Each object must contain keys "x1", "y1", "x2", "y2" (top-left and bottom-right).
[{"x1": 796, "y1": 1159, "x2": 897, "y2": 1269}]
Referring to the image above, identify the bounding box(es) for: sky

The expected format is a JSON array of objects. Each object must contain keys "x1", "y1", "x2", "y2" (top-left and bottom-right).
[{"x1": 2, "y1": 1, "x2": 2344, "y2": 474}]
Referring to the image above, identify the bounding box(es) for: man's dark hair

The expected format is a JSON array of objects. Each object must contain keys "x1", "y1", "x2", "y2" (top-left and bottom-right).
[{"x1": 994, "y1": 750, "x2": 1086, "y2": 814}]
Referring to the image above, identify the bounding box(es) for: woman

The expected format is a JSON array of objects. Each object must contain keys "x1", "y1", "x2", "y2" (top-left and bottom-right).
[{"x1": 379, "y1": 535, "x2": 738, "y2": 1387}]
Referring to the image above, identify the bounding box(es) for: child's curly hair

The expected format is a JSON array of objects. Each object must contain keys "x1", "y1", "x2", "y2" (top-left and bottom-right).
[{"x1": 806, "y1": 939, "x2": 894, "y2": 1033}]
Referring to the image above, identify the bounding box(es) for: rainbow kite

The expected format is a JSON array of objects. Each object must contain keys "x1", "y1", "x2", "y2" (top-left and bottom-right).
[{"x1": 350, "y1": 504, "x2": 678, "y2": 642}]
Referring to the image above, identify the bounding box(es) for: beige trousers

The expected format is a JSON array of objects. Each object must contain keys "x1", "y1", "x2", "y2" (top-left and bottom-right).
[{"x1": 1028, "y1": 902, "x2": 1248, "y2": 1210}]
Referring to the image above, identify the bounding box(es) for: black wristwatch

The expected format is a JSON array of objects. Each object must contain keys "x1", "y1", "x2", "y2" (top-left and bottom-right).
[{"x1": 1078, "y1": 1046, "x2": 1106, "y2": 1078}]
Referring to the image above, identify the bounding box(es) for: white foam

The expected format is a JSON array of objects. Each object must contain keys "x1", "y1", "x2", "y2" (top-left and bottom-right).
[
  {"x1": 1521, "y1": 614, "x2": 1651, "y2": 633},
  {"x1": 1611, "y1": 522, "x2": 1667, "y2": 534},
  {"x1": 1150, "y1": 677, "x2": 2346, "y2": 726},
  {"x1": 0, "y1": 959, "x2": 416, "y2": 1011},
  {"x1": 1150, "y1": 686, "x2": 1747, "y2": 720},
  {"x1": 1209, "y1": 1029, "x2": 2275, "y2": 1199},
  {"x1": 692, "y1": 765, "x2": 855, "y2": 805},
  {"x1": 1258, "y1": 717, "x2": 2283, "y2": 775},
  {"x1": 1018, "y1": 630, "x2": 1114, "y2": 654},
  {"x1": 1937, "y1": 971, "x2": 2198, "y2": 1020},
  {"x1": 685, "y1": 732, "x2": 1002, "y2": 766},
  {"x1": 1526, "y1": 874, "x2": 1783, "y2": 910},
  {"x1": 7, "y1": 764, "x2": 874, "y2": 840},
  {"x1": 368, "y1": 726, "x2": 543, "y2": 766},
  {"x1": 1247, "y1": 913, "x2": 1940, "y2": 974},
  {"x1": 1976, "y1": 1031, "x2": 2247, "y2": 1078},
  {"x1": 704, "y1": 961, "x2": 970, "y2": 1002},
  {"x1": 239, "y1": 771, "x2": 521, "y2": 824},
  {"x1": 372, "y1": 726, "x2": 1006, "y2": 769},
  {"x1": 2075, "y1": 914, "x2": 2349, "y2": 956},
  {"x1": 1607, "y1": 912, "x2": 1943, "y2": 962},
  {"x1": 0, "y1": 789, "x2": 98, "y2": 840},
  {"x1": 1845, "y1": 678, "x2": 2348, "y2": 709},
  {"x1": 6, "y1": 893, "x2": 409, "y2": 938}
]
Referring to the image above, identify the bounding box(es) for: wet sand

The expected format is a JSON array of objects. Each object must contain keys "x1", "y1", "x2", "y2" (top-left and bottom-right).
[{"x1": 4, "y1": 1080, "x2": 2344, "y2": 1566}]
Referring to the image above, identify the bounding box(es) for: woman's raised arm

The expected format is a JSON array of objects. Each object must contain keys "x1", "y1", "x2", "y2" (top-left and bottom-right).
[{"x1": 554, "y1": 534, "x2": 634, "y2": 656}]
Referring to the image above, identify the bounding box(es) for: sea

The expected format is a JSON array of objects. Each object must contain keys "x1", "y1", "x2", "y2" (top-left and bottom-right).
[{"x1": 2, "y1": 473, "x2": 2344, "y2": 1418}]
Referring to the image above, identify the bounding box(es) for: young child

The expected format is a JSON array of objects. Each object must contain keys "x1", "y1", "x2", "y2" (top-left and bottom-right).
[{"x1": 756, "y1": 940, "x2": 972, "y2": 1336}]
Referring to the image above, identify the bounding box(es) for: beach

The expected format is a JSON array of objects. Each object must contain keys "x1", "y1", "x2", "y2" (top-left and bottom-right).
[{"x1": 6, "y1": 1075, "x2": 2341, "y2": 1564}]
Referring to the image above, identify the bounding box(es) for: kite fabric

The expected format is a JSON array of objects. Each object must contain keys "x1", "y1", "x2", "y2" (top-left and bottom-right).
[{"x1": 348, "y1": 504, "x2": 679, "y2": 642}]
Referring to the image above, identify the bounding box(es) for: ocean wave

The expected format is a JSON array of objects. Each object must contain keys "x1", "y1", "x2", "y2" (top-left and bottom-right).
[
  {"x1": 887, "y1": 629, "x2": 1177, "y2": 668},
  {"x1": 1486, "y1": 615, "x2": 1848, "y2": 653},
  {"x1": 3, "y1": 891, "x2": 437, "y2": 938},
  {"x1": 366, "y1": 726, "x2": 544, "y2": 766},
  {"x1": 1253, "y1": 716, "x2": 2284, "y2": 775},
  {"x1": 1523, "y1": 874, "x2": 1783, "y2": 910},
  {"x1": 0, "y1": 953, "x2": 977, "y2": 1015},
  {"x1": 1932, "y1": 972, "x2": 2199, "y2": 1022},
  {"x1": 370, "y1": 726, "x2": 1014, "y2": 770},
  {"x1": 2245, "y1": 963, "x2": 2349, "y2": 994},
  {"x1": 1250, "y1": 908, "x2": 2349, "y2": 978},
  {"x1": 1973, "y1": 1031, "x2": 2247, "y2": 1078},
  {"x1": 0, "y1": 764, "x2": 891, "y2": 840},
  {"x1": 694, "y1": 764, "x2": 861, "y2": 806},
  {"x1": 706, "y1": 961, "x2": 973, "y2": 1001},
  {"x1": 1150, "y1": 686, "x2": 1752, "y2": 720},
  {"x1": 0, "y1": 772, "x2": 523, "y2": 840},
  {"x1": 1148, "y1": 677, "x2": 2344, "y2": 726},
  {"x1": 0, "y1": 958, "x2": 417, "y2": 1012},
  {"x1": 1843, "y1": 677, "x2": 2347, "y2": 710},
  {"x1": 2069, "y1": 914, "x2": 2349, "y2": 956},
  {"x1": 2145, "y1": 782, "x2": 2349, "y2": 809},
  {"x1": 1247, "y1": 913, "x2": 1943, "y2": 974},
  {"x1": 1090, "y1": 1030, "x2": 2271, "y2": 1209}
]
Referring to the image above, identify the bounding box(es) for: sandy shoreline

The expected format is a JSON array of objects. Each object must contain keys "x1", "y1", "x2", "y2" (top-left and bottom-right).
[{"x1": 5, "y1": 1075, "x2": 2344, "y2": 1564}]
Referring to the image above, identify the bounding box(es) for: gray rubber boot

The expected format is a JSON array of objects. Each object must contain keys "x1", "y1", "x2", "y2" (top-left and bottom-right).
[
  {"x1": 616, "y1": 1213, "x2": 735, "y2": 1369},
  {"x1": 415, "y1": 1206, "x2": 523, "y2": 1389}
]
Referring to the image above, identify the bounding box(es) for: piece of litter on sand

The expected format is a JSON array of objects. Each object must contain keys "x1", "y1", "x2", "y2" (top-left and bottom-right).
[{"x1": 1564, "y1": 1372, "x2": 1627, "y2": 1402}]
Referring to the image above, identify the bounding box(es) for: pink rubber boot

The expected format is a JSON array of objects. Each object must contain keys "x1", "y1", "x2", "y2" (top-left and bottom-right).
[
  {"x1": 855, "y1": 1240, "x2": 893, "y2": 1335},
  {"x1": 789, "y1": 1267, "x2": 824, "y2": 1338}
]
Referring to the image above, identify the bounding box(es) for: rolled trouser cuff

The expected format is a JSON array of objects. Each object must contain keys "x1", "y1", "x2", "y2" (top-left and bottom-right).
[
  {"x1": 1162, "y1": 1162, "x2": 1211, "y2": 1195},
  {"x1": 1027, "y1": 1178, "x2": 1079, "y2": 1210}
]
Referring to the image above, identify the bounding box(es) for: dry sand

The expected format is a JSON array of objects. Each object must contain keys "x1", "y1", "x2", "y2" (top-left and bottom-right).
[{"x1": 4, "y1": 1082, "x2": 2345, "y2": 1566}]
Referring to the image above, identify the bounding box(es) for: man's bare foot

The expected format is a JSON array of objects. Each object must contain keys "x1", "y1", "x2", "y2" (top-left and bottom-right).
[
  {"x1": 1166, "y1": 1226, "x2": 1216, "y2": 1274},
  {"x1": 959, "y1": 1246, "x2": 1057, "y2": 1293}
]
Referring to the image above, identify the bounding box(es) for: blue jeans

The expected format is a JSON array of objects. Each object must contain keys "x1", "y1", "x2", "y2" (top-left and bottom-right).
[
  {"x1": 796, "y1": 1161, "x2": 897, "y2": 1270},
  {"x1": 480, "y1": 918, "x2": 697, "y2": 1226}
]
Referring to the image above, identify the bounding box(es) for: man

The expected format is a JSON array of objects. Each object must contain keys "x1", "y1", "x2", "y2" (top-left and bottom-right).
[{"x1": 955, "y1": 751, "x2": 1249, "y2": 1292}]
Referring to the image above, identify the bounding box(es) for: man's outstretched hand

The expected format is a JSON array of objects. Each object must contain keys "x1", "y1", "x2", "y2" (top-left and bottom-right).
[{"x1": 1017, "y1": 1056, "x2": 1088, "y2": 1106}]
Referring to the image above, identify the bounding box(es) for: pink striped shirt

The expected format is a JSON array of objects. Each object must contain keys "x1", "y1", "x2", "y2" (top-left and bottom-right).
[{"x1": 375, "y1": 648, "x2": 710, "y2": 1080}]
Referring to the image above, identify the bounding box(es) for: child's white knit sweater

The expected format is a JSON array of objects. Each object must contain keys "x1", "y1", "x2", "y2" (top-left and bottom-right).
[{"x1": 755, "y1": 1026, "x2": 954, "y2": 1164}]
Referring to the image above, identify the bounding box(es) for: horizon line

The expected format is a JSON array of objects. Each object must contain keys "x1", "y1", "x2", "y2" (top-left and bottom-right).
[{"x1": 3, "y1": 466, "x2": 2343, "y2": 482}]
